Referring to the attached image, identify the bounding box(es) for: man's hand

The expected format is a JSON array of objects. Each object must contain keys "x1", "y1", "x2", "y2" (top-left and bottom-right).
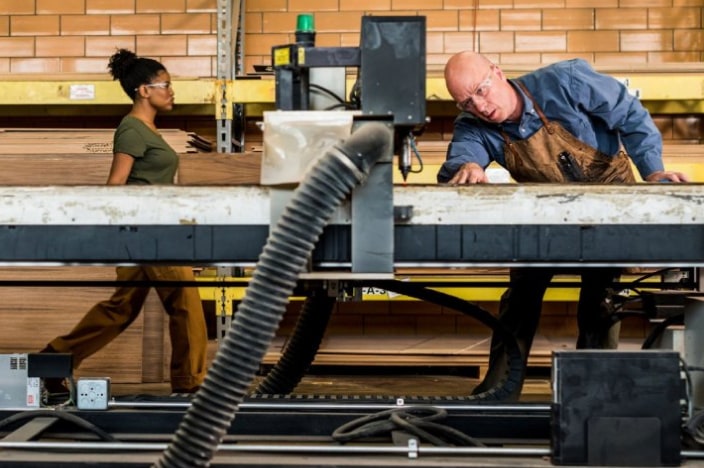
[
  {"x1": 448, "y1": 162, "x2": 489, "y2": 184},
  {"x1": 645, "y1": 170, "x2": 690, "y2": 183}
]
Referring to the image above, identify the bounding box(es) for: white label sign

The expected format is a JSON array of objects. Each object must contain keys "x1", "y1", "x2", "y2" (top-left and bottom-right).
[{"x1": 69, "y1": 84, "x2": 96, "y2": 100}]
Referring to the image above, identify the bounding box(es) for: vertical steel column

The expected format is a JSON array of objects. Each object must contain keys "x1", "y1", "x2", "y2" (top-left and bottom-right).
[
  {"x1": 214, "y1": 266, "x2": 236, "y2": 342},
  {"x1": 233, "y1": 0, "x2": 245, "y2": 149},
  {"x1": 350, "y1": 121, "x2": 395, "y2": 274},
  {"x1": 216, "y1": 0, "x2": 244, "y2": 153}
]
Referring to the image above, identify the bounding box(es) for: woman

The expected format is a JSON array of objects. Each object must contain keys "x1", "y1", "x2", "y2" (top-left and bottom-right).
[{"x1": 41, "y1": 49, "x2": 208, "y2": 395}]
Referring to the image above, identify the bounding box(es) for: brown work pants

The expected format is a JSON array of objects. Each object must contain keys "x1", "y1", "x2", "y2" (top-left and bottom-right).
[{"x1": 49, "y1": 266, "x2": 208, "y2": 391}]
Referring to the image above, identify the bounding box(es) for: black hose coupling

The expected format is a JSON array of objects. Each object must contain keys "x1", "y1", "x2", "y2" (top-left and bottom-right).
[{"x1": 332, "y1": 121, "x2": 393, "y2": 177}]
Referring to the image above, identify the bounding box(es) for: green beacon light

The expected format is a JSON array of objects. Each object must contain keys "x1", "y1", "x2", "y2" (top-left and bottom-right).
[
  {"x1": 295, "y1": 13, "x2": 316, "y2": 47},
  {"x1": 296, "y1": 13, "x2": 315, "y2": 32}
]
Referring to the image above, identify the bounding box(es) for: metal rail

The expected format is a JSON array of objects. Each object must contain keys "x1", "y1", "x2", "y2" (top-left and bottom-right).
[{"x1": 0, "y1": 185, "x2": 703, "y2": 266}]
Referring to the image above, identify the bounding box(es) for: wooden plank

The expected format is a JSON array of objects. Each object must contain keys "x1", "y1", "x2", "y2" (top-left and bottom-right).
[
  {"x1": 0, "y1": 154, "x2": 112, "y2": 185},
  {"x1": 142, "y1": 291, "x2": 167, "y2": 384},
  {"x1": 178, "y1": 152, "x2": 261, "y2": 185},
  {"x1": 262, "y1": 336, "x2": 645, "y2": 372},
  {"x1": 0, "y1": 152, "x2": 260, "y2": 185},
  {"x1": 0, "y1": 128, "x2": 206, "y2": 154}
]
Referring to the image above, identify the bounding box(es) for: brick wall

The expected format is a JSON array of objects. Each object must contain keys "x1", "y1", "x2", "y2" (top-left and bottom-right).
[
  {"x1": 0, "y1": 0, "x2": 702, "y2": 76},
  {"x1": 3, "y1": 1, "x2": 701, "y2": 141},
  {"x1": 244, "y1": 0, "x2": 704, "y2": 71},
  {"x1": 0, "y1": 0, "x2": 216, "y2": 76}
]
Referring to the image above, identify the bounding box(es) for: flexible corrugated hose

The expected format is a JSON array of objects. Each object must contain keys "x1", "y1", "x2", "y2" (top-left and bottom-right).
[{"x1": 154, "y1": 121, "x2": 393, "y2": 468}]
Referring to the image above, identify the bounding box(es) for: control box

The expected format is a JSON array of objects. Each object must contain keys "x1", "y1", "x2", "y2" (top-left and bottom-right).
[
  {"x1": 552, "y1": 350, "x2": 682, "y2": 466},
  {"x1": 0, "y1": 354, "x2": 40, "y2": 408},
  {"x1": 77, "y1": 377, "x2": 111, "y2": 410}
]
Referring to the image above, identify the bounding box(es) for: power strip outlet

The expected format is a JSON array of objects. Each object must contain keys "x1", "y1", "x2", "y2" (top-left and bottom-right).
[{"x1": 76, "y1": 378, "x2": 111, "y2": 410}]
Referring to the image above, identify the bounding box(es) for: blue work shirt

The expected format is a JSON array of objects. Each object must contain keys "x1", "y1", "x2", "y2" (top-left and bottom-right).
[{"x1": 437, "y1": 59, "x2": 664, "y2": 183}]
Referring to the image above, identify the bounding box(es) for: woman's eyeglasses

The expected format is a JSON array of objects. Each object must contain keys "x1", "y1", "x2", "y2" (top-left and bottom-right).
[{"x1": 134, "y1": 82, "x2": 172, "y2": 91}]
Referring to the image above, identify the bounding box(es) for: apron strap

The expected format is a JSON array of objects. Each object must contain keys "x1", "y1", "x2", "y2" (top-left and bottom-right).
[{"x1": 515, "y1": 80, "x2": 552, "y2": 133}]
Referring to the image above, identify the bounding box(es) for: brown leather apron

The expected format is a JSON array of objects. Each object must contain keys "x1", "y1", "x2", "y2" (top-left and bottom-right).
[{"x1": 502, "y1": 81, "x2": 636, "y2": 183}]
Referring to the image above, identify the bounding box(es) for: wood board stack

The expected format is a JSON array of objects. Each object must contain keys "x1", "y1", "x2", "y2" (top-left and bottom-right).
[
  {"x1": 0, "y1": 126, "x2": 260, "y2": 185},
  {"x1": 0, "y1": 151, "x2": 261, "y2": 185},
  {"x1": 0, "y1": 128, "x2": 212, "y2": 155}
]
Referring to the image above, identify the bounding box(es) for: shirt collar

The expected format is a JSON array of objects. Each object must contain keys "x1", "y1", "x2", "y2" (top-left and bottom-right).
[{"x1": 508, "y1": 79, "x2": 536, "y2": 123}]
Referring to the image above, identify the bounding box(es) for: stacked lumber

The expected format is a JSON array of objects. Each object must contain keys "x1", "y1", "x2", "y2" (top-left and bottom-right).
[
  {"x1": 0, "y1": 152, "x2": 261, "y2": 185},
  {"x1": 0, "y1": 127, "x2": 266, "y2": 186},
  {"x1": 262, "y1": 334, "x2": 645, "y2": 377},
  {"x1": 178, "y1": 152, "x2": 260, "y2": 185},
  {"x1": 0, "y1": 128, "x2": 212, "y2": 154}
]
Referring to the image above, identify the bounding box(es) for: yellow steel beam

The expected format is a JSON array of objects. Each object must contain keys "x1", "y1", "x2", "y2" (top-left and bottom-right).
[
  {"x1": 232, "y1": 78, "x2": 275, "y2": 103},
  {"x1": 197, "y1": 274, "x2": 661, "y2": 313},
  {"x1": 0, "y1": 80, "x2": 126, "y2": 105},
  {"x1": 0, "y1": 78, "x2": 216, "y2": 105},
  {"x1": 1, "y1": 71, "x2": 701, "y2": 109},
  {"x1": 643, "y1": 100, "x2": 704, "y2": 114},
  {"x1": 426, "y1": 74, "x2": 704, "y2": 103},
  {"x1": 621, "y1": 74, "x2": 704, "y2": 101},
  {"x1": 173, "y1": 79, "x2": 217, "y2": 105}
]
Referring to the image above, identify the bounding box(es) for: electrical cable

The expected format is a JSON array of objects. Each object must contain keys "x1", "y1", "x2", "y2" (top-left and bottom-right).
[
  {"x1": 325, "y1": 103, "x2": 354, "y2": 110},
  {"x1": 255, "y1": 289, "x2": 336, "y2": 394},
  {"x1": 685, "y1": 411, "x2": 704, "y2": 447},
  {"x1": 681, "y1": 357, "x2": 694, "y2": 419},
  {"x1": 609, "y1": 267, "x2": 694, "y2": 350},
  {"x1": 365, "y1": 279, "x2": 524, "y2": 401},
  {"x1": 332, "y1": 406, "x2": 485, "y2": 447},
  {"x1": 348, "y1": 79, "x2": 361, "y2": 109},
  {"x1": 309, "y1": 83, "x2": 345, "y2": 104},
  {"x1": 641, "y1": 312, "x2": 684, "y2": 350},
  {"x1": 680, "y1": 358, "x2": 704, "y2": 448},
  {"x1": 41, "y1": 376, "x2": 76, "y2": 408},
  {"x1": 626, "y1": 267, "x2": 696, "y2": 297},
  {"x1": 407, "y1": 135, "x2": 424, "y2": 174},
  {"x1": 0, "y1": 409, "x2": 117, "y2": 442}
]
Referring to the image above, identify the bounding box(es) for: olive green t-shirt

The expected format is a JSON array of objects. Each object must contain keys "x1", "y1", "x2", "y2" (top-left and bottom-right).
[{"x1": 113, "y1": 115, "x2": 178, "y2": 185}]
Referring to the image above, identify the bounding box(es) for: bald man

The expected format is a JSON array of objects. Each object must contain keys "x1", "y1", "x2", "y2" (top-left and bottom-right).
[{"x1": 439, "y1": 51, "x2": 688, "y2": 400}]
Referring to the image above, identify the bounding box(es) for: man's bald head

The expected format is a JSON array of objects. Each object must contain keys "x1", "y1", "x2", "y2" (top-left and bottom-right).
[{"x1": 444, "y1": 51, "x2": 493, "y2": 101}]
